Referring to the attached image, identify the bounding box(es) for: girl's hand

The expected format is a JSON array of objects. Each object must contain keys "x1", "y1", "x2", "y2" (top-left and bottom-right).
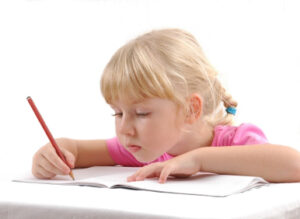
[
  {"x1": 32, "y1": 138, "x2": 77, "y2": 179},
  {"x1": 127, "y1": 151, "x2": 201, "y2": 183}
]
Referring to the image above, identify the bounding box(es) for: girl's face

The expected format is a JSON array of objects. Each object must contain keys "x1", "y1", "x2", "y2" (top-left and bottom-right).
[{"x1": 111, "y1": 98, "x2": 185, "y2": 162}]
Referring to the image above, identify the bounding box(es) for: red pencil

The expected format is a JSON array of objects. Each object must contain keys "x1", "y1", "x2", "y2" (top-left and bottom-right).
[{"x1": 27, "y1": 96, "x2": 75, "y2": 180}]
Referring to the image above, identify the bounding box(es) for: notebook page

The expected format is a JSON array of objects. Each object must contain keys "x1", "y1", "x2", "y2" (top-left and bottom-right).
[
  {"x1": 115, "y1": 172, "x2": 268, "y2": 197},
  {"x1": 13, "y1": 166, "x2": 139, "y2": 187},
  {"x1": 14, "y1": 166, "x2": 268, "y2": 196}
]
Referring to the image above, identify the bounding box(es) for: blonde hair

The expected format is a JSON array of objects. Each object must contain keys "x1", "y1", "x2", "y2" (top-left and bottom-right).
[{"x1": 101, "y1": 28, "x2": 237, "y2": 126}]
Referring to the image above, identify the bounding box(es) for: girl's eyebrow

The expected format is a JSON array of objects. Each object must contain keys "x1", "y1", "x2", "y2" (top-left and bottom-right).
[
  {"x1": 110, "y1": 104, "x2": 147, "y2": 109},
  {"x1": 109, "y1": 104, "x2": 120, "y2": 110},
  {"x1": 110, "y1": 99, "x2": 150, "y2": 108}
]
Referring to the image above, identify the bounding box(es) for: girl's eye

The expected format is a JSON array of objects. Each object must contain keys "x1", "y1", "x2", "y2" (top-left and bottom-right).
[
  {"x1": 111, "y1": 112, "x2": 150, "y2": 117},
  {"x1": 136, "y1": 112, "x2": 150, "y2": 117}
]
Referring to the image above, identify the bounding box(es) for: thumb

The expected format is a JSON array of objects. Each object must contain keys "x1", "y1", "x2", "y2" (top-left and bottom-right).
[{"x1": 61, "y1": 148, "x2": 76, "y2": 169}]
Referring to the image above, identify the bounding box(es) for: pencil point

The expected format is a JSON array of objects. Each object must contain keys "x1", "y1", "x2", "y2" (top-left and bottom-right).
[
  {"x1": 26, "y1": 96, "x2": 31, "y2": 100},
  {"x1": 69, "y1": 171, "x2": 75, "y2": 181}
]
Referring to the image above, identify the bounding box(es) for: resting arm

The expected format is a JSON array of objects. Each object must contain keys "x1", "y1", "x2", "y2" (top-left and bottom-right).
[
  {"x1": 128, "y1": 144, "x2": 300, "y2": 183},
  {"x1": 198, "y1": 144, "x2": 300, "y2": 182}
]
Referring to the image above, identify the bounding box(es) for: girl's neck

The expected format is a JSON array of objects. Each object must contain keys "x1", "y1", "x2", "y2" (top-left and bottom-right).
[{"x1": 167, "y1": 121, "x2": 215, "y2": 156}]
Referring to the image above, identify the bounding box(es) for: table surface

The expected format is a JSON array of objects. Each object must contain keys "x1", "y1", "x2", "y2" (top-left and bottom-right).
[{"x1": 1, "y1": 179, "x2": 300, "y2": 219}]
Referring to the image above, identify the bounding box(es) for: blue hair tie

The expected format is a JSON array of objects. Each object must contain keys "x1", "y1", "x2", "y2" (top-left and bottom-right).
[{"x1": 226, "y1": 107, "x2": 237, "y2": 115}]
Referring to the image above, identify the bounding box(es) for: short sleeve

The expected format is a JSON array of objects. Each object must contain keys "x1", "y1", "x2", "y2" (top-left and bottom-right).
[{"x1": 212, "y1": 123, "x2": 268, "y2": 146}]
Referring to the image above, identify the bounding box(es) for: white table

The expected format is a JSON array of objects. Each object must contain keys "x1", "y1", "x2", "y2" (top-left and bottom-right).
[{"x1": 1, "y1": 180, "x2": 300, "y2": 219}]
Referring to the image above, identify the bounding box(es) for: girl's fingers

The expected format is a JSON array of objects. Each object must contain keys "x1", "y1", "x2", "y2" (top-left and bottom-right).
[
  {"x1": 36, "y1": 164, "x2": 56, "y2": 179},
  {"x1": 32, "y1": 141, "x2": 76, "y2": 179},
  {"x1": 135, "y1": 166, "x2": 155, "y2": 181},
  {"x1": 127, "y1": 171, "x2": 139, "y2": 182},
  {"x1": 127, "y1": 168, "x2": 148, "y2": 181},
  {"x1": 127, "y1": 163, "x2": 164, "y2": 182},
  {"x1": 61, "y1": 148, "x2": 75, "y2": 168},
  {"x1": 159, "y1": 165, "x2": 175, "y2": 184},
  {"x1": 39, "y1": 154, "x2": 67, "y2": 175},
  {"x1": 41, "y1": 147, "x2": 70, "y2": 174}
]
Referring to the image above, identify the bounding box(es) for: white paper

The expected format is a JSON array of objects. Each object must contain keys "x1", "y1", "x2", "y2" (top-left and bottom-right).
[{"x1": 14, "y1": 166, "x2": 268, "y2": 197}]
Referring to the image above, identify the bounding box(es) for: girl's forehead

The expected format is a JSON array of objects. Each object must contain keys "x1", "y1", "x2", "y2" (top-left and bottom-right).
[
  {"x1": 110, "y1": 97, "x2": 155, "y2": 107},
  {"x1": 110, "y1": 97, "x2": 176, "y2": 108}
]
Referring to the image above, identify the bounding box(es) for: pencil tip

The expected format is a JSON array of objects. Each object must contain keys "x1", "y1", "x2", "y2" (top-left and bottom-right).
[
  {"x1": 26, "y1": 96, "x2": 31, "y2": 100},
  {"x1": 69, "y1": 171, "x2": 75, "y2": 181}
]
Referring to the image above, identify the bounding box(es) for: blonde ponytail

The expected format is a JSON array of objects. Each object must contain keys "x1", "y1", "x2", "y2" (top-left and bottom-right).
[{"x1": 203, "y1": 78, "x2": 238, "y2": 126}]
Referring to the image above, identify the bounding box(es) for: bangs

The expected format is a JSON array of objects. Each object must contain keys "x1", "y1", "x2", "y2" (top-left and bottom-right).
[{"x1": 101, "y1": 40, "x2": 177, "y2": 104}]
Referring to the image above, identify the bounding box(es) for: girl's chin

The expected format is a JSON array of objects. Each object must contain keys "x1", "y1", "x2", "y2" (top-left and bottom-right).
[{"x1": 133, "y1": 153, "x2": 157, "y2": 163}]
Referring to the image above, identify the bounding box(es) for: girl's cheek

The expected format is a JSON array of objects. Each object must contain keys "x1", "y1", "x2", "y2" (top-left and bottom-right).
[{"x1": 115, "y1": 121, "x2": 119, "y2": 132}]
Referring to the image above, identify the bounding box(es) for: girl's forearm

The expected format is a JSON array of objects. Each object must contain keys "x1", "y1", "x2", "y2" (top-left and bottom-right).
[
  {"x1": 195, "y1": 144, "x2": 300, "y2": 182},
  {"x1": 75, "y1": 139, "x2": 116, "y2": 167},
  {"x1": 58, "y1": 138, "x2": 115, "y2": 168}
]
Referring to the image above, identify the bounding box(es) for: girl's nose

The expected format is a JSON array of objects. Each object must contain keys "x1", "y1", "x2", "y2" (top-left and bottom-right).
[{"x1": 118, "y1": 115, "x2": 135, "y2": 136}]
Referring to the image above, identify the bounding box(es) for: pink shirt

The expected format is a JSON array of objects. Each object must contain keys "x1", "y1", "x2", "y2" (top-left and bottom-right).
[{"x1": 106, "y1": 123, "x2": 268, "y2": 167}]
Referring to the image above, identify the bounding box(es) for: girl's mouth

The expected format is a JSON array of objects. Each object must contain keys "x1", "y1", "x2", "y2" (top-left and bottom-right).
[{"x1": 127, "y1": 145, "x2": 142, "y2": 153}]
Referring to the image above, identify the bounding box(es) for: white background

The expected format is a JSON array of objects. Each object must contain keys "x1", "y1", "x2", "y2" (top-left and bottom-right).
[{"x1": 0, "y1": 0, "x2": 299, "y2": 180}]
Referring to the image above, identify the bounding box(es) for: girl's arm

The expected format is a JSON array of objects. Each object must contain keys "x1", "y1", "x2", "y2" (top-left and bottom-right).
[
  {"x1": 74, "y1": 139, "x2": 116, "y2": 168},
  {"x1": 32, "y1": 138, "x2": 115, "y2": 179},
  {"x1": 127, "y1": 144, "x2": 300, "y2": 183},
  {"x1": 197, "y1": 144, "x2": 300, "y2": 182}
]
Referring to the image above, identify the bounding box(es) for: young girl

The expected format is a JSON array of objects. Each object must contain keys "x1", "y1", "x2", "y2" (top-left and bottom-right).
[{"x1": 32, "y1": 28, "x2": 300, "y2": 183}]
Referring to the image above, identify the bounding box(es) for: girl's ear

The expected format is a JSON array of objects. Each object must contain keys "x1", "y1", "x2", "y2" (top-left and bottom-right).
[{"x1": 185, "y1": 93, "x2": 202, "y2": 124}]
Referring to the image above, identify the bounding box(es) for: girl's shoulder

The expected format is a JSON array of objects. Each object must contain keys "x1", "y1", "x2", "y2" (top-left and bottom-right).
[{"x1": 212, "y1": 123, "x2": 268, "y2": 146}]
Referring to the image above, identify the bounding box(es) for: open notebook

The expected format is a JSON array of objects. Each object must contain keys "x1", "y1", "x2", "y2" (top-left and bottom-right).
[{"x1": 14, "y1": 166, "x2": 268, "y2": 197}]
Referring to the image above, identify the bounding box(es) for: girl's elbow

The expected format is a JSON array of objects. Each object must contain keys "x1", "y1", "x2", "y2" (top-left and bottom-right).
[
  {"x1": 292, "y1": 162, "x2": 300, "y2": 182},
  {"x1": 285, "y1": 157, "x2": 300, "y2": 182},
  {"x1": 272, "y1": 163, "x2": 300, "y2": 183},
  {"x1": 282, "y1": 147, "x2": 300, "y2": 182}
]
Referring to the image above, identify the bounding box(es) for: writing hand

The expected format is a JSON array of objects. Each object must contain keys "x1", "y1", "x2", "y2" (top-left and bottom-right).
[{"x1": 32, "y1": 138, "x2": 76, "y2": 179}]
